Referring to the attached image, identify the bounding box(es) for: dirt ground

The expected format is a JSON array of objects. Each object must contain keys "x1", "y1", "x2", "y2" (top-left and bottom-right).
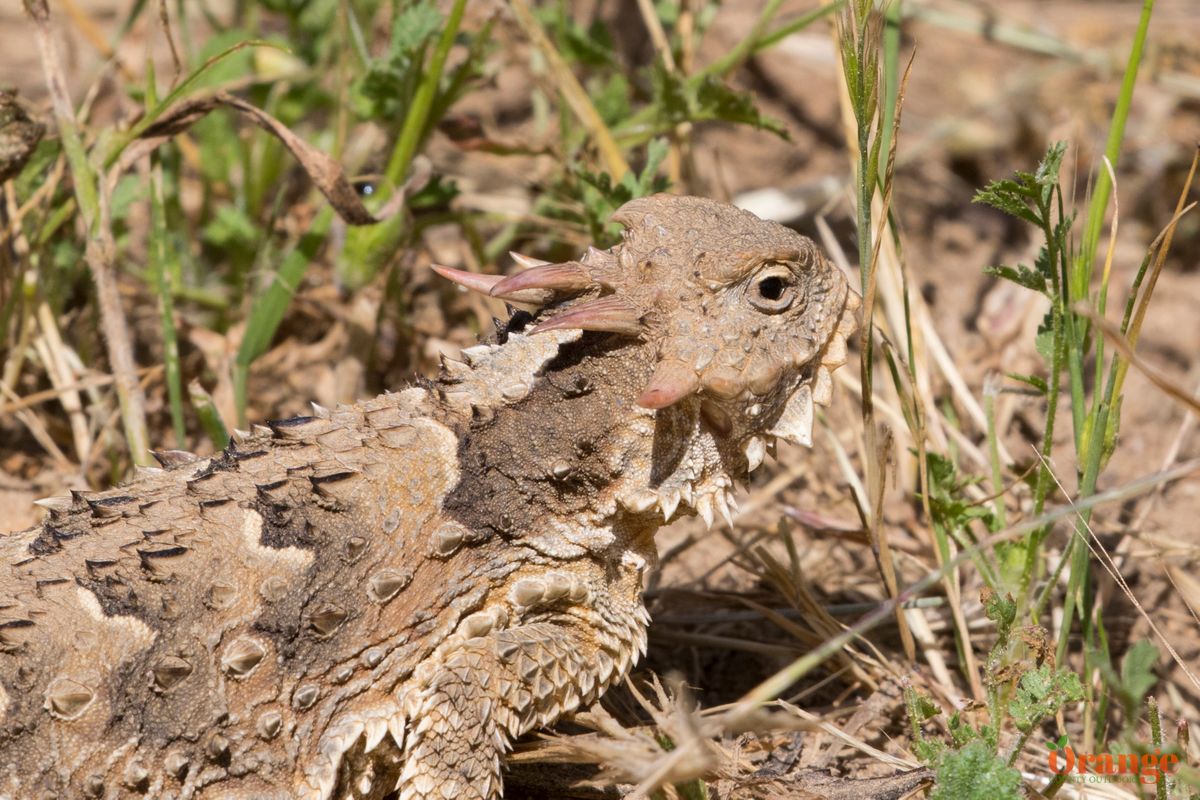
[{"x1": 3, "y1": 0, "x2": 1200, "y2": 795}]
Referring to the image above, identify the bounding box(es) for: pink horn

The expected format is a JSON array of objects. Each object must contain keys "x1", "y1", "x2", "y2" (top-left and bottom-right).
[
  {"x1": 637, "y1": 360, "x2": 700, "y2": 409},
  {"x1": 528, "y1": 296, "x2": 644, "y2": 336},
  {"x1": 490, "y1": 262, "x2": 593, "y2": 298},
  {"x1": 509, "y1": 251, "x2": 552, "y2": 269},
  {"x1": 431, "y1": 264, "x2": 547, "y2": 305}
]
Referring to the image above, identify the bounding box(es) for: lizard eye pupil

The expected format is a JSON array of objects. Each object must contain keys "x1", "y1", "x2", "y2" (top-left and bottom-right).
[
  {"x1": 757, "y1": 276, "x2": 786, "y2": 301},
  {"x1": 748, "y1": 270, "x2": 797, "y2": 313}
]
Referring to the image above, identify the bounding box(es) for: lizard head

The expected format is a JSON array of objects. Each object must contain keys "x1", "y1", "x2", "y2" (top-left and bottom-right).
[{"x1": 434, "y1": 194, "x2": 857, "y2": 527}]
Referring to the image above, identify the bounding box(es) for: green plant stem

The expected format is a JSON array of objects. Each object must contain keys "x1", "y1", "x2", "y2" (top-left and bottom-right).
[
  {"x1": 1005, "y1": 728, "x2": 1034, "y2": 767},
  {"x1": 1056, "y1": 0, "x2": 1155, "y2": 661},
  {"x1": 234, "y1": 207, "x2": 333, "y2": 425},
  {"x1": 1029, "y1": 531, "x2": 1073, "y2": 626},
  {"x1": 703, "y1": 0, "x2": 786, "y2": 79},
  {"x1": 1019, "y1": 204, "x2": 1065, "y2": 608},
  {"x1": 150, "y1": 160, "x2": 186, "y2": 447},
  {"x1": 747, "y1": 2, "x2": 845, "y2": 61},
  {"x1": 1043, "y1": 772, "x2": 1069, "y2": 797},
  {"x1": 1149, "y1": 696, "x2": 1168, "y2": 800},
  {"x1": 189, "y1": 378, "x2": 229, "y2": 450},
  {"x1": 984, "y1": 385, "x2": 1007, "y2": 531},
  {"x1": 878, "y1": 0, "x2": 901, "y2": 169},
  {"x1": 383, "y1": 0, "x2": 467, "y2": 187},
  {"x1": 1075, "y1": 0, "x2": 1155, "y2": 301}
]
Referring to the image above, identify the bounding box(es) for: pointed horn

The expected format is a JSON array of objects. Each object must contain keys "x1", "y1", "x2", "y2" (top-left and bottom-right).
[
  {"x1": 509, "y1": 251, "x2": 551, "y2": 269},
  {"x1": 431, "y1": 264, "x2": 501, "y2": 294},
  {"x1": 768, "y1": 383, "x2": 814, "y2": 447},
  {"x1": 431, "y1": 264, "x2": 547, "y2": 305},
  {"x1": 528, "y1": 296, "x2": 644, "y2": 336},
  {"x1": 489, "y1": 262, "x2": 593, "y2": 298},
  {"x1": 637, "y1": 360, "x2": 700, "y2": 409}
]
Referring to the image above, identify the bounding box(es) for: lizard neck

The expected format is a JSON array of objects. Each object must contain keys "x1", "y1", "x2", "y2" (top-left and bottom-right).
[{"x1": 434, "y1": 325, "x2": 741, "y2": 549}]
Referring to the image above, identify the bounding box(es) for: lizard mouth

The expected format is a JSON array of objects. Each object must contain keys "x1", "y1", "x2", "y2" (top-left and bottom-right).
[
  {"x1": 757, "y1": 285, "x2": 860, "y2": 451},
  {"x1": 613, "y1": 289, "x2": 860, "y2": 530}
]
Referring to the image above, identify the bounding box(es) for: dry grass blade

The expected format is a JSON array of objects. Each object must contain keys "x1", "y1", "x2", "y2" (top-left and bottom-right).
[
  {"x1": 0, "y1": 367, "x2": 161, "y2": 417},
  {"x1": 508, "y1": 0, "x2": 630, "y2": 180},
  {"x1": 722, "y1": 456, "x2": 1200, "y2": 727},
  {"x1": 1077, "y1": 303, "x2": 1200, "y2": 416},
  {"x1": 123, "y1": 92, "x2": 408, "y2": 225},
  {"x1": 1118, "y1": 146, "x2": 1199, "y2": 391},
  {"x1": 32, "y1": 303, "x2": 91, "y2": 462},
  {"x1": 27, "y1": 0, "x2": 153, "y2": 465}
]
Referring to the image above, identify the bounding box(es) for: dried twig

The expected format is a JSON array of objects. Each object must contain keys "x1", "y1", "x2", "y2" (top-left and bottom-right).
[{"x1": 27, "y1": 0, "x2": 153, "y2": 465}]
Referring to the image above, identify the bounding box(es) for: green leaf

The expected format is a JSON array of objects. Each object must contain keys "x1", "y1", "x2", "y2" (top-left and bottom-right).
[
  {"x1": 982, "y1": 589, "x2": 1017, "y2": 631},
  {"x1": 1005, "y1": 371, "x2": 1048, "y2": 394},
  {"x1": 350, "y1": 1, "x2": 442, "y2": 120},
  {"x1": 570, "y1": 139, "x2": 671, "y2": 246},
  {"x1": 931, "y1": 740, "x2": 1021, "y2": 800},
  {"x1": 1110, "y1": 640, "x2": 1160, "y2": 715},
  {"x1": 984, "y1": 264, "x2": 1047, "y2": 295},
  {"x1": 1034, "y1": 141, "x2": 1067, "y2": 188},
  {"x1": 202, "y1": 204, "x2": 258, "y2": 251},
  {"x1": 551, "y1": 14, "x2": 618, "y2": 69},
  {"x1": 972, "y1": 179, "x2": 1040, "y2": 227},
  {"x1": 592, "y1": 72, "x2": 632, "y2": 127},
  {"x1": 1008, "y1": 665, "x2": 1084, "y2": 733},
  {"x1": 923, "y1": 452, "x2": 997, "y2": 534},
  {"x1": 650, "y1": 65, "x2": 788, "y2": 139},
  {"x1": 948, "y1": 713, "x2": 981, "y2": 749},
  {"x1": 388, "y1": 2, "x2": 442, "y2": 59},
  {"x1": 691, "y1": 77, "x2": 788, "y2": 137}
]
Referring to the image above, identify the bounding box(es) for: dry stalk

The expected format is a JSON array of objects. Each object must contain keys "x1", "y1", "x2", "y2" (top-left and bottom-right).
[{"x1": 508, "y1": 0, "x2": 631, "y2": 180}]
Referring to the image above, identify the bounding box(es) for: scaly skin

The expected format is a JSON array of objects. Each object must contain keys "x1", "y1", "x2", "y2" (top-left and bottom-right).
[
  {"x1": 0, "y1": 89, "x2": 43, "y2": 184},
  {"x1": 0, "y1": 195, "x2": 856, "y2": 799}
]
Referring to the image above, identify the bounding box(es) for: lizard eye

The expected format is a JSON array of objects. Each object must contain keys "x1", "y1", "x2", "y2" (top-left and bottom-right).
[{"x1": 748, "y1": 266, "x2": 796, "y2": 313}]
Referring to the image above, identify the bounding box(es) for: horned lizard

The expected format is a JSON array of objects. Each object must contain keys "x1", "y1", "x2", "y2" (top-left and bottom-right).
[{"x1": 0, "y1": 194, "x2": 857, "y2": 799}]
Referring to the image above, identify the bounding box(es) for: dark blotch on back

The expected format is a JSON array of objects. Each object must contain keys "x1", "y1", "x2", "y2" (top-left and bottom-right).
[{"x1": 441, "y1": 334, "x2": 650, "y2": 539}]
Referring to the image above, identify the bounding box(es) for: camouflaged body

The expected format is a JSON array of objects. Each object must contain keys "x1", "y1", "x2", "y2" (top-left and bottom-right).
[{"x1": 0, "y1": 195, "x2": 857, "y2": 800}]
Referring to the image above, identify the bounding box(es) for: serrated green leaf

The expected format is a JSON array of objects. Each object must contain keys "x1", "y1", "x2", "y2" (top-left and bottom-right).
[
  {"x1": 351, "y1": 2, "x2": 442, "y2": 121},
  {"x1": 1008, "y1": 665, "x2": 1084, "y2": 733},
  {"x1": 973, "y1": 180, "x2": 1040, "y2": 226},
  {"x1": 931, "y1": 740, "x2": 1021, "y2": 800},
  {"x1": 1034, "y1": 141, "x2": 1067, "y2": 188},
  {"x1": 923, "y1": 452, "x2": 997, "y2": 534},
  {"x1": 948, "y1": 713, "x2": 981, "y2": 749},
  {"x1": 388, "y1": 2, "x2": 442, "y2": 60},
  {"x1": 984, "y1": 264, "x2": 1047, "y2": 295},
  {"x1": 983, "y1": 590, "x2": 1017, "y2": 630},
  {"x1": 692, "y1": 78, "x2": 788, "y2": 138}
]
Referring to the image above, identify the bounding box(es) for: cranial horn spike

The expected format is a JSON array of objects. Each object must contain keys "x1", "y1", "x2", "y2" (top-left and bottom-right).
[
  {"x1": 489, "y1": 262, "x2": 593, "y2": 298},
  {"x1": 637, "y1": 360, "x2": 700, "y2": 409},
  {"x1": 431, "y1": 264, "x2": 501, "y2": 294},
  {"x1": 528, "y1": 296, "x2": 643, "y2": 337},
  {"x1": 431, "y1": 264, "x2": 547, "y2": 305},
  {"x1": 509, "y1": 251, "x2": 551, "y2": 269},
  {"x1": 583, "y1": 245, "x2": 616, "y2": 266}
]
